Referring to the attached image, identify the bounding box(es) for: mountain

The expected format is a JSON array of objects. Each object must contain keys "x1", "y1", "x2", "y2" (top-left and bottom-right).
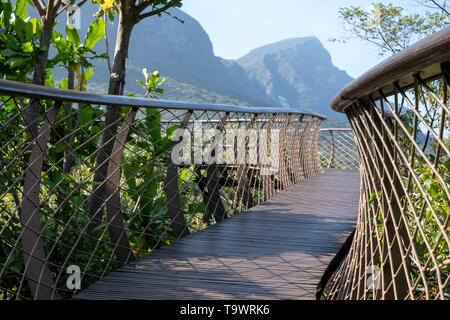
[
  {"x1": 237, "y1": 37, "x2": 353, "y2": 119},
  {"x1": 122, "y1": 9, "x2": 273, "y2": 107},
  {"x1": 53, "y1": 5, "x2": 352, "y2": 120}
]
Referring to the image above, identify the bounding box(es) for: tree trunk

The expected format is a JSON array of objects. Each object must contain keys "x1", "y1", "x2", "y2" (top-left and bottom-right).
[
  {"x1": 27, "y1": 4, "x2": 56, "y2": 138},
  {"x1": 87, "y1": 11, "x2": 135, "y2": 230}
]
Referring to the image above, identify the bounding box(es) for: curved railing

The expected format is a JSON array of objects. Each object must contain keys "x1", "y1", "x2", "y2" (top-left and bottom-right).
[
  {"x1": 0, "y1": 79, "x2": 325, "y2": 299},
  {"x1": 323, "y1": 26, "x2": 450, "y2": 300},
  {"x1": 318, "y1": 128, "x2": 359, "y2": 171}
]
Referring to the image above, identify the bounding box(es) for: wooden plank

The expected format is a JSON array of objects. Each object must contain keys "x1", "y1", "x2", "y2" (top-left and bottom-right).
[{"x1": 75, "y1": 169, "x2": 360, "y2": 300}]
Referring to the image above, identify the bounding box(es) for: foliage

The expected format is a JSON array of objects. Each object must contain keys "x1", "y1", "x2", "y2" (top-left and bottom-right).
[
  {"x1": 54, "y1": 21, "x2": 106, "y2": 90},
  {"x1": 0, "y1": 0, "x2": 190, "y2": 299},
  {"x1": 332, "y1": 2, "x2": 449, "y2": 56},
  {"x1": 137, "y1": 68, "x2": 166, "y2": 98},
  {"x1": 330, "y1": 1, "x2": 450, "y2": 299},
  {"x1": 0, "y1": 0, "x2": 43, "y2": 81}
]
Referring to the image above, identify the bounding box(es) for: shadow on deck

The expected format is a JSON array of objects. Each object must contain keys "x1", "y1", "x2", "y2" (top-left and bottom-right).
[{"x1": 75, "y1": 169, "x2": 360, "y2": 300}]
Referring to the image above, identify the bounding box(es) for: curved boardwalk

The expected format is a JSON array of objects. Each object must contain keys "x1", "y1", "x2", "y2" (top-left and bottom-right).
[{"x1": 76, "y1": 169, "x2": 360, "y2": 300}]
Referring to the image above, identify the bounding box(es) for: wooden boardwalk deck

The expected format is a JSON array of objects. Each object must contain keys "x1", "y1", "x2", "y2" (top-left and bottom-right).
[{"x1": 76, "y1": 169, "x2": 360, "y2": 300}]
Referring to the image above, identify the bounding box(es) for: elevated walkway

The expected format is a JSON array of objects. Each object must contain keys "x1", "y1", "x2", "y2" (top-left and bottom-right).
[{"x1": 76, "y1": 169, "x2": 360, "y2": 300}]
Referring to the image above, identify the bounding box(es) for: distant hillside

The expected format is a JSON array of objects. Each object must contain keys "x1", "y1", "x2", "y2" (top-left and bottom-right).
[
  {"x1": 237, "y1": 37, "x2": 353, "y2": 119},
  {"x1": 54, "y1": 5, "x2": 352, "y2": 120}
]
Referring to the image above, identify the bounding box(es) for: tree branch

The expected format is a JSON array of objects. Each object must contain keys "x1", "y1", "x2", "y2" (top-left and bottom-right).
[
  {"x1": 352, "y1": 32, "x2": 393, "y2": 54},
  {"x1": 32, "y1": 0, "x2": 46, "y2": 17},
  {"x1": 54, "y1": 0, "x2": 63, "y2": 10},
  {"x1": 429, "y1": 0, "x2": 450, "y2": 15},
  {"x1": 414, "y1": 0, "x2": 450, "y2": 14},
  {"x1": 344, "y1": 21, "x2": 394, "y2": 55},
  {"x1": 104, "y1": 14, "x2": 112, "y2": 74},
  {"x1": 375, "y1": 26, "x2": 398, "y2": 54},
  {"x1": 136, "y1": 0, "x2": 182, "y2": 22},
  {"x1": 56, "y1": 0, "x2": 88, "y2": 17}
]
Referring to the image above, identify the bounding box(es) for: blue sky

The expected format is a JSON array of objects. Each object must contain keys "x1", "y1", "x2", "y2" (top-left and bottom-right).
[{"x1": 182, "y1": 0, "x2": 429, "y2": 78}]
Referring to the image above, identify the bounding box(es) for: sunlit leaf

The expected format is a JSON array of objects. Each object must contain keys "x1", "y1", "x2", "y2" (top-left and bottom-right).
[
  {"x1": 85, "y1": 18, "x2": 105, "y2": 50},
  {"x1": 66, "y1": 24, "x2": 81, "y2": 47},
  {"x1": 14, "y1": 0, "x2": 27, "y2": 20}
]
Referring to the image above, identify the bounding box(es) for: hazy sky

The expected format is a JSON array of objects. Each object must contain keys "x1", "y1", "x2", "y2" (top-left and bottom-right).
[{"x1": 182, "y1": 0, "x2": 429, "y2": 78}]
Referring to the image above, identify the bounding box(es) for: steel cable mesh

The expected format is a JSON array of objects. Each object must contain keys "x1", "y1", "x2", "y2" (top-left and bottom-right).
[
  {"x1": 318, "y1": 129, "x2": 359, "y2": 171},
  {"x1": 0, "y1": 89, "x2": 324, "y2": 299},
  {"x1": 323, "y1": 68, "x2": 450, "y2": 300}
]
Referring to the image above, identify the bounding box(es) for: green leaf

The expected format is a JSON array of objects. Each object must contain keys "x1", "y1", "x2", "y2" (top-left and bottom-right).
[
  {"x1": 14, "y1": 0, "x2": 28, "y2": 20},
  {"x1": 1, "y1": 48, "x2": 27, "y2": 57},
  {"x1": 107, "y1": 9, "x2": 116, "y2": 23},
  {"x1": 22, "y1": 41, "x2": 33, "y2": 53},
  {"x1": 2, "y1": 0, "x2": 12, "y2": 29},
  {"x1": 4, "y1": 99, "x2": 16, "y2": 112},
  {"x1": 145, "y1": 108, "x2": 162, "y2": 144},
  {"x1": 92, "y1": 223, "x2": 107, "y2": 233},
  {"x1": 14, "y1": 18, "x2": 29, "y2": 42},
  {"x1": 66, "y1": 24, "x2": 81, "y2": 47},
  {"x1": 179, "y1": 168, "x2": 190, "y2": 182},
  {"x1": 72, "y1": 195, "x2": 83, "y2": 207},
  {"x1": 369, "y1": 192, "x2": 377, "y2": 206},
  {"x1": 121, "y1": 106, "x2": 131, "y2": 115},
  {"x1": 5, "y1": 55, "x2": 30, "y2": 67},
  {"x1": 144, "y1": 182, "x2": 158, "y2": 203},
  {"x1": 83, "y1": 67, "x2": 94, "y2": 82},
  {"x1": 80, "y1": 105, "x2": 93, "y2": 126},
  {"x1": 161, "y1": 124, "x2": 180, "y2": 150},
  {"x1": 84, "y1": 18, "x2": 105, "y2": 50},
  {"x1": 29, "y1": 18, "x2": 41, "y2": 35},
  {"x1": 9, "y1": 58, "x2": 29, "y2": 68},
  {"x1": 59, "y1": 78, "x2": 68, "y2": 89}
]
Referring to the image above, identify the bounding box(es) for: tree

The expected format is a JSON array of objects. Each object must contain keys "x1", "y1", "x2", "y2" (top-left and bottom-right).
[
  {"x1": 0, "y1": 0, "x2": 42, "y2": 82},
  {"x1": 332, "y1": 1, "x2": 450, "y2": 299},
  {"x1": 52, "y1": 20, "x2": 107, "y2": 91},
  {"x1": 86, "y1": 0, "x2": 183, "y2": 260},
  {"x1": 0, "y1": 0, "x2": 180, "y2": 298},
  {"x1": 333, "y1": 2, "x2": 449, "y2": 57},
  {"x1": 333, "y1": 2, "x2": 449, "y2": 150},
  {"x1": 25, "y1": 0, "x2": 88, "y2": 137},
  {"x1": 97, "y1": 0, "x2": 182, "y2": 96}
]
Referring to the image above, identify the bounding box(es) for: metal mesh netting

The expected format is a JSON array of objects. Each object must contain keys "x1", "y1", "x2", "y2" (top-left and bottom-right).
[
  {"x1": 0, "y1": 85, "x2": 324, "y2": 299},
  {"x1": 318, "y1": 129, "x2": 359, "y2": 171},
  {"x1": 324, "y1": 66, "x2": 450, "y2": 300}
]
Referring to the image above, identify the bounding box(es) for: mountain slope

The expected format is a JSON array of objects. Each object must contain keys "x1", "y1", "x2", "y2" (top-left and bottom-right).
[
  {"x1": 237, "y1": 37, "x2": 353, "y2": 118},
  {"x1": 54, "y1": 5, "x2": 352, "y2": 119}
]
